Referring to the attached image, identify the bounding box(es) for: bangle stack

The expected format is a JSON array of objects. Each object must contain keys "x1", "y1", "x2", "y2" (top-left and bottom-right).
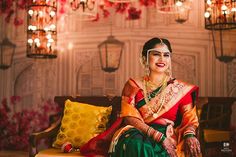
[
  {"x1": 146, "y1": 126, "x2": 165, "y2": 143},
  {"x1": 146, "y1": 126, "x2": 152, "y2": 137},
  {"x1": 183, "y1": 134, "x2": 195, "y2": 139},
  {"x1": 183, "y1": 126, "x2": 196, "y2": 139},
  {"x1": 153, "y1": 131, "x2": 165, "y2": 142}
]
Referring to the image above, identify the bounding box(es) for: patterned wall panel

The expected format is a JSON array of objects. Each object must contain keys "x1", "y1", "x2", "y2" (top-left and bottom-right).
[
  {"x1": 76, "y1": 53, "x2": 119, "y2": 96},
  {"x1": 228, "y1": 61, "x2": 236, "y2": 97},
  {"x1": 12, "y1": 59, "x2": 57, "y2": 109},
  {"x1": 0, "y1": 0, "x2": 235, "y2": 101}
]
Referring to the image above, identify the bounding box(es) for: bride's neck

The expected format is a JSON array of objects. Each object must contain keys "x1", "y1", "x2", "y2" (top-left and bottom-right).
[{"x1": 148, "y1": 72, "x2": 167, "y2": 85}]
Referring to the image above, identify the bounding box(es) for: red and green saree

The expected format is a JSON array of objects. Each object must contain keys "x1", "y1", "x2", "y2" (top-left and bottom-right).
[{"x1": 80, "y1": 78, "x2": 199, "y2": 157}]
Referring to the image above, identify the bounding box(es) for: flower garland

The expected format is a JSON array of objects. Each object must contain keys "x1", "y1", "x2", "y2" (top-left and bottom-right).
[
  {"x1": 0, "y1": 96, "x2": 60, "y2": 150},
  {"x1": 0, "y1": 0, "x2": 156, "y2": 26},
  {"x1": 0, "y1": 0, "x2": 67, "y2": 26},
  {"x1": 96, "y1": 0, "x2": 156, "y2": 21}
]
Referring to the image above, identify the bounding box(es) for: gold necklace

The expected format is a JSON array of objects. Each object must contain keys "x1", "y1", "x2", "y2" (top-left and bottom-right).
[
  {"x1": 146, "y1": 76, "x2": 167, "y2": 90},
  {"x1": 143, "y1": 76, "x2": 168, "y2": 118},
  {"x1": 153, "y1": 86, "x2": 167, "y2": 118},
  {"x1": 143, "y1": 76, "x2": 167, "y2": 105}
]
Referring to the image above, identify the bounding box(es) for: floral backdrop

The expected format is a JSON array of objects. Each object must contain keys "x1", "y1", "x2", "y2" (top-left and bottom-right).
[
  {"x1": 0, "y1": 96, "x2": 60, "y2": 151},
  {"x1": 0, "y1": 0, "x2": 157, "y2": 26}
]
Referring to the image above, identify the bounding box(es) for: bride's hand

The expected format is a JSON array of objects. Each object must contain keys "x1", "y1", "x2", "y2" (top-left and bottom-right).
[
  {"x1": 184, "y1": 136, "x2": 201, "y2": 157},
  {"x1": 162, "y1": 138, "x2": 177, "y2": 157}
]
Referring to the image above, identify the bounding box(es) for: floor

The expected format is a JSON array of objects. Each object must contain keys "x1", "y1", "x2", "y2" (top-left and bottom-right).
[
  {"x1": 0, "y1": 149, "x2": 235, "y2": 157},
  {"x1": 0, "y1": 151, "x2": 28, "y2": 157}
]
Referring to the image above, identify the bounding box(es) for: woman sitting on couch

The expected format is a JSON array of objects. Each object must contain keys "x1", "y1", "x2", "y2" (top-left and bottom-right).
[{"x1": 80, "y1": 37, "x2": 201, "y2": 157}]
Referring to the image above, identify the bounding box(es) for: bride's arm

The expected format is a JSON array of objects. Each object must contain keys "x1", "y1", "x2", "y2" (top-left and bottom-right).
[{"x1": 179, "y1": 94, "x2": 201, "y2": 156}]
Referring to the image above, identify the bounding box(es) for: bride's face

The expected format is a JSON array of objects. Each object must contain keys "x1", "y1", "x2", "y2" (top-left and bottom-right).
[{"x1": 147, "y1": 44, "x2": 171, "y2": 74}]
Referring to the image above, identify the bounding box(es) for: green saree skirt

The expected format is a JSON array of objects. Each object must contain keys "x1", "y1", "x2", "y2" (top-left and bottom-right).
[{"x1": 110, "y1": 124, "x2": 169, "y2": 157}]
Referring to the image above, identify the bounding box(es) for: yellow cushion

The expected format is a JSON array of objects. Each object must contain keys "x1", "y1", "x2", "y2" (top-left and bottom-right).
[
  {"x1": 36, "y1": 148, "x2": 84, "y2": 157},
  {"x1": 204, "y1": 129, "x2": 230, "y2": 142},
  {"x1": 53, "y1": 100, "x2": 112, "y2": 148}
]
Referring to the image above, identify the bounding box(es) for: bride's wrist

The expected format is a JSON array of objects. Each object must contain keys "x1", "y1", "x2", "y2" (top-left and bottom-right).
[{"x1": 153, "y1": 130, "x2": 166, "y2": 143}]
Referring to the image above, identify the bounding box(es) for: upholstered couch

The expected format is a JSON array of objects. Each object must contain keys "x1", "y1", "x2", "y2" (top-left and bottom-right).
[
  {"x1": 29, "y1": 96, "x2": 121, "y2": 157},
  {"x1": 29, "y1": 96, "x2": 235, "y2": 157},
  {"x1": 197, "y1": 97, "x2": 236, "y2": 156}
]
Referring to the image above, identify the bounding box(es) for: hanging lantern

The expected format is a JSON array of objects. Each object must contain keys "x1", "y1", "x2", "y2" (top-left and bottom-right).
[
  {"x1": 156, "y1": 0, "x2": 192, "y2": 23},
  {"x1": 204, "y1": 0, "x2": 236, "y2": 30},
  {"x1": 70, "y1": 0, "x2": 98, "y2": 21},
  {"x1": 210, "y1": 28, "x2": 236, "y2": 63},
  {"x1": 204, "y1": 0, "x2": 236, "y2": 62},
  {"x1": 0, "y1": 38, "x2": 16, "y2": 70},
  {"x1": 98, "y1": 35, "x2": 124, "y2": 72},
  {"x1": 174, "y1": 4, "x2": 190, "y2": 23},
  {"x1": 27, "y1": 0, "x2": 57, "y2": 58}
]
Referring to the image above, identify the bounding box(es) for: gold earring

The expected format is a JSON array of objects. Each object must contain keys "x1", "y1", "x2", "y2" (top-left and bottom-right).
[
  {"x1": 145, "y1": 64, "x2": 150, "y2": 76},
  {"x1": 166, "y1": 67, "x2": 172, "y2": 78}
]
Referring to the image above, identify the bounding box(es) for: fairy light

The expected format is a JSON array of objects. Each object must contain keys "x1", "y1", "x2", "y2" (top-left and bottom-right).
[
  {"x1": 176, "y1": 1, "x2": 183, "y2": 7},
  {"x1": 27, "y1": 0, "x2": 57, "y2": 58},
  {"x1": 204, "y1": 12, "x2": 210, "y2": 18}
]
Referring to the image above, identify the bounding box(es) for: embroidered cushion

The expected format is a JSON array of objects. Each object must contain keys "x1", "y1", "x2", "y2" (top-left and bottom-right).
[{"x1": 53, "y1": 99, "x2": 112, "y2": 148}]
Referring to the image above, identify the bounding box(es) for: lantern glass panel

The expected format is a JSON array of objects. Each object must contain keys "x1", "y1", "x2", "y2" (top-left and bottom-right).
[
  {"x1": 106, "y1": 43, "x2": 122, "y2": 68},
  {"x1": 212, "y1": 30, "x2": 236, "y2": 62},
  {"x1": 99, "y1": 44, "x2": 107, "y2": 69},
  {"x1": 98, "y1": 35, "x2": 124, "y2": 73},
  {"x1": 0, "y1": 45, "x2": 14, "y2": 69},
  {"x1": 175, "y1": 6, "x2": 190, "y2": 23}
]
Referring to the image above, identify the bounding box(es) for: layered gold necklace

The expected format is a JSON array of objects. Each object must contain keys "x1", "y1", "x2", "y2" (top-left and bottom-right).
[
  {"x1": 143, "y1": 76, "x2": 168, "y2": 118},
  {"x1": 145, "y1": 76, "x2": 167, "y2": 91}
]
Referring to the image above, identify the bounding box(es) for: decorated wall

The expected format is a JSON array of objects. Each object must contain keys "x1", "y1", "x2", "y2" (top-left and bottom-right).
[{"x1": 0, "y1": 1, "x2": 236, "y2": 122}]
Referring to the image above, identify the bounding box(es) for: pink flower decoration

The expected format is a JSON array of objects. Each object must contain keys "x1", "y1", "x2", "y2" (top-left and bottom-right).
[
  {"x1": 103, "y1": 9, "x2": 110, "y2": 18},
  {"x1": 126, "y1": 7, "x2": 141, "y2": 20},
  {"x1": 17, "y1": 0, "x2": 27, "y2": 9},
  {"x1": 10, "y1": 96, "x2": 21, "y2": 105},
  {"x1": 59, "y1": 7, "x2": 65, "y2": 14},
  {"x1": 140, "y1": 0, "x2": 156, "y2": 6},
  {"x1": 115, "y1": 3, "x2": 129, "y2": 14},
  {"x1": 1, "y1": 98, "x2": 7, "y2": 106},
  {"x1": 0, "y1": 0, "x2": 13, "y2": 13},
  {"x1": 59, "y1": 0, "x2": 67, "y2": 4},
  {"x1": 5, "y1": 9, "x2": 14, "y2": 23},
  {"x1": 0, "y1": 96, "x2": 60, "y2": 151},
  {"x1": 14, "y1": 17, "x2": 23, "y2": 26}
]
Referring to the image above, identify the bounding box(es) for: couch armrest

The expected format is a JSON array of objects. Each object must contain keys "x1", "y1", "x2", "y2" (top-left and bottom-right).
[{"x1": 29, "y1": 118, "x2": 61, "y2": 157}]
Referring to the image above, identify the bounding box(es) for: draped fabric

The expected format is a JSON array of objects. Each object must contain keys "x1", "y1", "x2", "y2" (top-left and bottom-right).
[
  {"x1": 80, "y1": 78, "x2": 199, "y2": 157},
  {"x1": 110, "y1": 124, "x2": 169, "y2": 157}
]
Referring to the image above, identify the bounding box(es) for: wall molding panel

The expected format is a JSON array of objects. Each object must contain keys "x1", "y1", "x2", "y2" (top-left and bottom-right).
[{"x1": 0, "y1": 0, "x2": 235, "y2": 103}]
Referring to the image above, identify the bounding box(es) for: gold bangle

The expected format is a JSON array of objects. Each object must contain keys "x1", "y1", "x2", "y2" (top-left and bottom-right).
[
  {"x1": 153, "y1": 131, "x2": 162, "y2": 142},
  {"x1": 146, "y1": 127, "x2": 152, "y2": 137}
]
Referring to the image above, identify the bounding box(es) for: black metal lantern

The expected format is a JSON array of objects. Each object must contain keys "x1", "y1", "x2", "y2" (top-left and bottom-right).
[
  {"x1": 70, "y1": 0, "x2": 98, "y2": 21},
  {"x1": 156, "y1": 0, "x2": 192, "y2": 24},
  {"x1": 204, "y1": 0, "x2": 236, "y2": 30},
  {"x1": 98, "y1": 35, "x2": 124, "y2": 72},
  {"x1": 0, "y1": 38, "x2": 16, "y2": 70},
  {"x1": 204, "y1": 0, "x2": 236, "y2": 63},
  {"x1": 211, "y1": 29, "x2": 236, "y2": 63}
]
